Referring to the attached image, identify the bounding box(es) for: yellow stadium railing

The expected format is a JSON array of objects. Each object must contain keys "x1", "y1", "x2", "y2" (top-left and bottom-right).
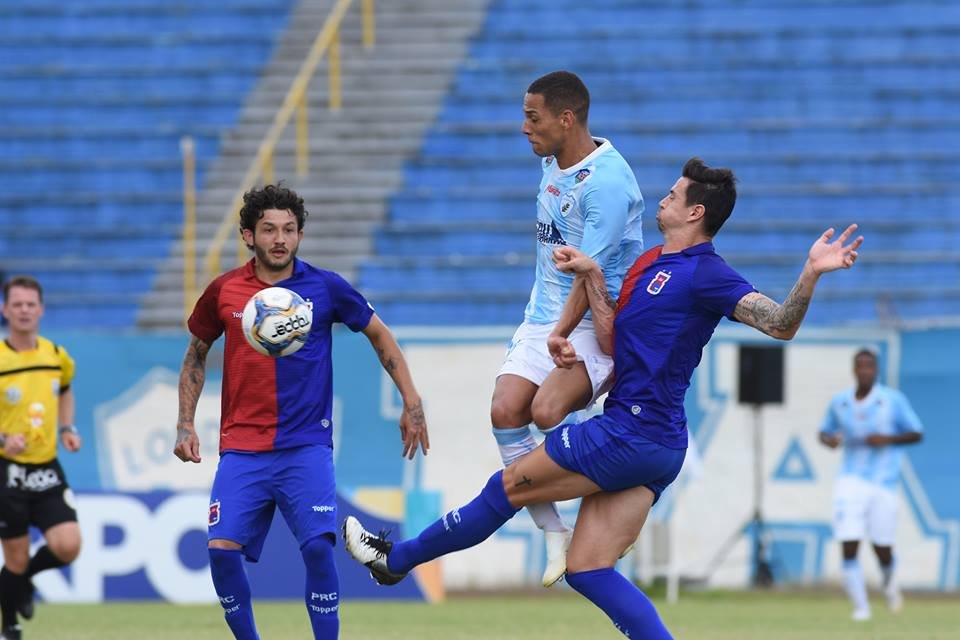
[{"x1": 188, "y1": 0, "x2": 375, "y2": 304}]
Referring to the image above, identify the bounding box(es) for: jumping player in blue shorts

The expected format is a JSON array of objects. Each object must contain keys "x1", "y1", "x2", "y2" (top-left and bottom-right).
[
  {"x1": 343, "y1": 158, "x2": 863, "y2": 638},
  {"x1": 173, "y1": 184, "x2": 430, "y2": 640}
]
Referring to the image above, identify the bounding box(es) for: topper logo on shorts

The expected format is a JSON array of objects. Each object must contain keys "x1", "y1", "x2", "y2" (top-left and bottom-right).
[{"x1": 209, "y1": 500, "x2": 221, "y2": 526}]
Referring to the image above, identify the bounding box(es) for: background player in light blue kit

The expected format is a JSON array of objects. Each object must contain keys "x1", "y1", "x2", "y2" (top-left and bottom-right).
[
  {"x1": 820, "y1": 349, "x2": 923, "y2": 621},
  {"x1": 491, "y1": 70, "x2": 643, "y2": 585}
]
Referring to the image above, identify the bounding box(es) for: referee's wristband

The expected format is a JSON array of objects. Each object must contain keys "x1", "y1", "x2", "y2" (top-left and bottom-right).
[{"x1": 59, "y1": 425, "x2": 79, "y2": 436}]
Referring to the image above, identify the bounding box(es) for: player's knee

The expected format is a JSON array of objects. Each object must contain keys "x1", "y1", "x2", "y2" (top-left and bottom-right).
[
  {"x1": 566, "y1": 550, "x2": 615, "y2": 575},
  {"x1": 52, "y1": 537, "x2": 81, "y2": 564},
  {"x1": 530, "y1": 400, "x2": 565, "y2": 431},
  {"x1": 209, "y1": 538, "x2": 244, "y2": 551},
  {"x1": 491, "y1": 400, "x2": 527, "y2": 429},
  {"x1": 302, "y1": 534, "x2": 335, "y2": 570}
]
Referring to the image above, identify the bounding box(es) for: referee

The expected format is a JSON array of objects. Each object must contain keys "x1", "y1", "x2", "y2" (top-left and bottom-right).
[{"x1": 0, "y1": 277, "x2": 82, "y2": 640}]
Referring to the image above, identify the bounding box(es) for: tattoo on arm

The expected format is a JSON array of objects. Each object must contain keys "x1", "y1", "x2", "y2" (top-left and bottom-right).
[
  {"x1": 589, "y1": 280, "x2": 617, "y2": 310},
  {"x1": 178, "y1": 337, "x2": 210, "y2": 426},
  {"x1": 406, "y1": 400, "x2": 425, "y2": 426},
  {"x1": 376, "y1": 346, "x2": 398, "y2": 372},
  {"x1": 515, "y1": 475, "x2": 533, "y2": 488},
  {"x1": 735, "y1": 283, "x2": 811, "y2": 336}
]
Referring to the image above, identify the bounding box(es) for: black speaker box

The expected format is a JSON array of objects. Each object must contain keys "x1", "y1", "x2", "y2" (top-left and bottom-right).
[{"x1": 738, "y1": 345, "x2": 784, "y2": 405}]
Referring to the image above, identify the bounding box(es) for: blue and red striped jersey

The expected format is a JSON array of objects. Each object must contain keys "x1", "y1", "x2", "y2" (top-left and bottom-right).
[{"x1": 188, "y1": 258, "x2": 373, "y2": 453}]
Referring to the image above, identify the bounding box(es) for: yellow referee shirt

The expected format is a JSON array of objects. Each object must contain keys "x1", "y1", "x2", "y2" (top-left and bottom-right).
[{"x1": 0, "y1": 336, "x2": 75, "y2": 464}]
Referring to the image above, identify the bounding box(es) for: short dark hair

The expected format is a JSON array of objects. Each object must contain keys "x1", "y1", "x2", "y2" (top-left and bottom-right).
[
  {"x1": 682, "y1": 157, "x2": 737, "y2": 237},
  {"x1": 238, "y1": 183, "x2": 308, "y2": 233},
  {"x1": 854, "y1": 348, "x2": 878, "y2": 364},
  {"x1": 527, "y1": 70, "x2": 590, "y2": 124},
  {"x1": 3, "y1": 275, "x2": 43, "y2": 303}
]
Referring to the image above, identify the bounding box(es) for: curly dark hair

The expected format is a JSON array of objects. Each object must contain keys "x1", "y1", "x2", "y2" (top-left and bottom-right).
[
  {"x1": 238, "y1": 183, "x2": 308, "y2": 233},
  {"x1": 682, "y1": 157, "x2": 738, "y2": 237}
]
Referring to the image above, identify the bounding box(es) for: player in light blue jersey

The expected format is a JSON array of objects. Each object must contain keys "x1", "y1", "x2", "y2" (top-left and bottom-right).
[
  {"x1": 491, "y1": 71, "x2": 644, "y2": 586},
  {"x1": 819, "y1": 349, "x2": 923, "y2": 621}
]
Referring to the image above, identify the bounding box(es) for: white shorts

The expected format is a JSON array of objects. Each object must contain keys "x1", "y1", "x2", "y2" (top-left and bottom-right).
[
  {"x1": 497, "y1": 319, "x2": 614, "y2": 405},
  {"x1": 832, "y1": 475, "x2": 899, "y2": 546}
]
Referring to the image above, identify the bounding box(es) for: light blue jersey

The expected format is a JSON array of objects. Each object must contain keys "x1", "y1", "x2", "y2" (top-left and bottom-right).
[
  {"x1": 820, "y1": 384, "x2": 923, "y2": 488},
  {"x1": 525, "y1": 137, "x2": 644, "y2": 324}
]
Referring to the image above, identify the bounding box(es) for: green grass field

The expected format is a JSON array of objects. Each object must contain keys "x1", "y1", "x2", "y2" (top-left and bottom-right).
[{"x1": 20, "y1": 590, "x2": 960, "y2": 639}]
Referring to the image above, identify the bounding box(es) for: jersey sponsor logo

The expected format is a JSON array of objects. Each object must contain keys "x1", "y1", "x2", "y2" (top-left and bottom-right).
[
  {"x1": 232, "y1": 311, "x2": 243, "y2": 319},
  {"x1": 561, "y1": 426, "x2": 571, "y2": 449},
  {"x1": 5, "y1": 386, "x2": 21, "y2": 404},
  {"x1": 311, "y1": 505, "x2": 335, "y2": 513},
  {"x1": 51, "y1": 379, "x2": 60, "y2": 394},
  {"x1": 545, "y1": 184, "x2": 561, "y2": 197},
  {"x1": 560, "y1": 192, "x2": 576, "y2": 216},
  {"x1": 646, "y1": 270, "x2": 672, "y2": 295},
  {"x1": 209, "y1": 500, "x2": 221, "y2": 526},
  {"x1": 545, "y1": 156, "x2": 554, "y2": 166},
  {"x1": 536, "y1": 221, "x2": 567, "y2": 246},
  {"x1": 575, "y1": 168, "x2": 591, "y2": 183}
]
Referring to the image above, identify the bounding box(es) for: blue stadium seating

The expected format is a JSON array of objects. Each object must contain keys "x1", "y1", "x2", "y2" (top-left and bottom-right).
[
  {"x1": 360, "y1": 0, "x2": 960, "y2": 326},
  {"x1": 0, "y1": 0, "x2": 295, "y2": 327}
]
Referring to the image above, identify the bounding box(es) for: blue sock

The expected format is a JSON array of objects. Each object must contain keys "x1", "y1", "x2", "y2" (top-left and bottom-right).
[
  {"x1": 566, "y1": 568, "x2": 673, "y2": 639},
  {"x1": 388, "y1": 470, "x2": 519, "y2": 575},
  {"x1": 209, "y1": 548, "x2": 259, "y2": 640},
  {"x1": 301, "y1": 536, "x2": 340, "y2": 639}
]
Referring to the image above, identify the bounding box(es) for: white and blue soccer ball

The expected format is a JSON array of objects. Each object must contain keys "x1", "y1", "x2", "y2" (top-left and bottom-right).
[{"x1": 241, "y1": 287, "x2": 313, "y2": 357}]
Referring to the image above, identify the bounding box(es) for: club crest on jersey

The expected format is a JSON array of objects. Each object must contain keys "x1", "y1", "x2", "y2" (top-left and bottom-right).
[
  {"x1": 560, "y1": 192, "x2": 576, "y2": 216},
  {"x1": 646, "y1": 270, "x2": 672, "y2": 295},
  {"x1": 575, "y1": 169, "x2": 591, "y2": 183},
  {"x1": 209, "y1": 501, "x2": 221, "y2": 526}
]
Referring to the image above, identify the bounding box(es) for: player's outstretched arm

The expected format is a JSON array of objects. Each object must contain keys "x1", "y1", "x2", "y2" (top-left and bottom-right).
[
  {"x1": 174, "y1": 334, "x2": 210, "y2": 463},
  {"x1": 734, "y1": 224, "x2": 863, "y2": 340},
  {"x1": 361, "y1": 314, "x2": 429, "y2": 460},
  {"x1": 552, "y1": 246, "x2": 616, "y2": 354}
]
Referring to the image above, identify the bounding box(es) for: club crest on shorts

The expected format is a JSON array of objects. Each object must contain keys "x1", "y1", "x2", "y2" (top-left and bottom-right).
[
  {"x1": 209, "y1": 501, "x2": 221, "y2": 526},
  {"x1": 646, "y1": 270, "x2": 672, "y2": 295}
]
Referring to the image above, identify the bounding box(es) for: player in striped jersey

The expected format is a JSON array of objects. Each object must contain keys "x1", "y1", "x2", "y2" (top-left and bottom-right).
[{"x1": 174, "y1": 185, "x2": 429, "y2": 640}]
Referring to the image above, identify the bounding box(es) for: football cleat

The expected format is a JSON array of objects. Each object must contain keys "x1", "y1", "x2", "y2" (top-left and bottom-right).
[
  {"x1": 851, "y1": 607, "x2": 871, "y2": 622},
  {"x1": 542, "y1": 529, "x2": 573, "y2": 588},
  {"x1": 18, "y1": 579, "x2": 34, "y2": 620},
  {"x1": 0, "y1": 624, "x2": 22, "y2": 640},
  {"x1": 885, "y1": 584, "x2": 904, "y2": 613},
  {"x1": 342, "y1": 516, "x2": 408, "y2": 586}
]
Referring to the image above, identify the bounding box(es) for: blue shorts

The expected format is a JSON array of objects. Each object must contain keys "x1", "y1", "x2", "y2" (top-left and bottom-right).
[
  {"x1": 208, "y1": 443, "x2": 336, "y2": 562},
  {"x1": 544, "y1": 413, "x2": 686, "y2": 503}
]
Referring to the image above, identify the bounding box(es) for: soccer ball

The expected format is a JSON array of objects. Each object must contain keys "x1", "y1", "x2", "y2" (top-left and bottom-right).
[{"x1": 241, "y1": 287, "x2": 313, "y2": 357}]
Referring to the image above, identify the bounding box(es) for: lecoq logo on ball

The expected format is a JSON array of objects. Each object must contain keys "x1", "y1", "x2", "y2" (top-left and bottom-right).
[{"x1": 241, "y1": 287, "x2": 313, "y2": 357}]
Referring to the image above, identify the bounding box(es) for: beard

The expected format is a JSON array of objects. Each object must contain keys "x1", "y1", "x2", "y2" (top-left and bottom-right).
[{"x1": 254, "y1": 243, "x2": 297, "y2": 271}]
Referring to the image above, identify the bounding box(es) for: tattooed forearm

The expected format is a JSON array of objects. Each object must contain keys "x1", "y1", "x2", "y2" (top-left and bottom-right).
[
  {"x1": 177, "y1": 337, "x2": 210, "y2": 426},
  {"x1": 376, "y1": 346, "x2": 398, "y2": 372},
  {"x1": 589, "y1": 281, "x2": 617, "y2": 310},
  {"x1": 735, "y1": 282, "x2": 812, "y2": 338},
  {"x1": 515, "y1": 475, "x2": 533, "y2": 488}
]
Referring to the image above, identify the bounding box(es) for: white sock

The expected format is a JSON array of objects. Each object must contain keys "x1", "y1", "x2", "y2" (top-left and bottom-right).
[
  {"x1": 843, "y1": 559, "x2": 870, "y2": 612},
  {"x1": 492, "y1": 426, "x2": 570, "y2": 533}
]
